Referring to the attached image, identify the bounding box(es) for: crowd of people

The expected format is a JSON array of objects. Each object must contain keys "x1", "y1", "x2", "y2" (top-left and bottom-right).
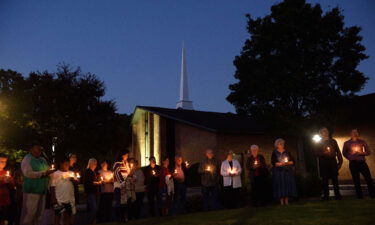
[{"x1": 0, "y1": 128, "x2": 374, "y2": 225}]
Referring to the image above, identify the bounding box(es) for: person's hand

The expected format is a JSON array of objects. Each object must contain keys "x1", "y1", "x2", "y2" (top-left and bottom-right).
[
  {"x1": 45, "y1": 169, "x2": 55, "y2": 176},
  {"x1": 2, "y1": 176, "x2": 10, "y2": 183},
  {"x1": 275, "y1": 162, "x2": 283, "y2": 167}
]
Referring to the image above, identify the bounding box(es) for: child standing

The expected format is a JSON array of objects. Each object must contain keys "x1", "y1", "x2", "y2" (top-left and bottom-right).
[
  {"x1": 0, "y1": 153, "x2": 15, "y2": 225},
  {"x1": 51, "y1": 157, "x2": 78, "y2": 225}
]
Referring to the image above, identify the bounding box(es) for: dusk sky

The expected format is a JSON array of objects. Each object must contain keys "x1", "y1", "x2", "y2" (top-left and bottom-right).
[{"x1": 1, "y1": 0, "x2": 374, "y2": 114}]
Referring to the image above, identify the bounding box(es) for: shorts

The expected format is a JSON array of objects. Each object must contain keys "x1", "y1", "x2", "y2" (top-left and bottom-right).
[{"x1": 54, "y1": 203, "x2": 76, "y2": 216}]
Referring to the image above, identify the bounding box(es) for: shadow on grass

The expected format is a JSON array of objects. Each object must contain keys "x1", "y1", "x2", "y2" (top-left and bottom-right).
[{"x1": 101, "y1": 198, "x2": 375, "y2": 225}]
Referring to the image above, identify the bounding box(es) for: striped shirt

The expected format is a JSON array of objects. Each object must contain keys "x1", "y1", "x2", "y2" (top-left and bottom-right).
[{"x1": 113, "y1": 161, "x2": 130, "y2": 188}]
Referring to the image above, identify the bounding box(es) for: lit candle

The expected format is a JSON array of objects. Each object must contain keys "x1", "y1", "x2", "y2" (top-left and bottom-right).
[
  {"x1": 100, "y1": 176, "x2": 104, "y2": 181},
  {"x1": 76, "y1": 173, "x2": 80, "y2": 179},
  {"x1": 152, "y1": 170, "x2": 156, "y2": 176},
  {"x1": 283, "y1": 157, "x2": 289, "y2": 163},
  {"x1": 254, "y1": 160, "x2": 259, "y2": 166},
  {"x1": 230, "y1": 168, "x2": 235, "y2": 175},
  {"x1": 185, "y1": 161, "x2": 190, "y2": 167},
  {"x1": 5, "y1": 170, "x2": 10, "y2": 177},
  {"x1": 174, "y1": 169, "x2": 177, "y2": 174},
  {"x1": 130, "y1": 163, "x2": 134, "y2": 169},
  {"x1": 206, "y1": 165, "x2": 211, "y2": 172},
  {"x1": 70, "y1": 172, "x2": 75, "y2": 178},
  {"x1": 50, "y1": 164, "x2": 55, "y2": 170}
]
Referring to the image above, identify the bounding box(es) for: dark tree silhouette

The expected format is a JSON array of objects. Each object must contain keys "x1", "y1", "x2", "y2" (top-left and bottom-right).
[
  {"x1": 0, "y1": 65, "x2": 131, "y2": 163},
  {"x1": 227, "y1": 0, "x2": 368, "y2": 132}
]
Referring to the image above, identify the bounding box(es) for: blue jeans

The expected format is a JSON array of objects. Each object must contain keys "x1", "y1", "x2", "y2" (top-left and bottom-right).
[
  {"x1": 86, "y1": 193, "x2": 98, "y2": 224},
  {"x1": 172, "y1": 183, "x2": 186, "y2": 215},
  {"x1": 201, "y1": 186, "x2": 219, "y2": 211}
]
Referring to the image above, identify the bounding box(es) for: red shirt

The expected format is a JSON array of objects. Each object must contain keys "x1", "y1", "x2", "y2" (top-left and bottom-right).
[
  {"x1": 159, "y1": 167, "x2": 171, "y2": 188},
  {"x1": 0, "y1": 170, "x2": 15, "y2": 206}
]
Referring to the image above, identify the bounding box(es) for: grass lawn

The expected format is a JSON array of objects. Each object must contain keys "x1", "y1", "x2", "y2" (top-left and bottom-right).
[{"x1": 101, "y1": 198, "x2": 375, "y2": 225}]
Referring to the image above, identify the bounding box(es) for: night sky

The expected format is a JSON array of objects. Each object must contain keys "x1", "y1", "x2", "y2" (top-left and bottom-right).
[{"x1": 1, "y1": 0, "x2": 374, "y2": 114}]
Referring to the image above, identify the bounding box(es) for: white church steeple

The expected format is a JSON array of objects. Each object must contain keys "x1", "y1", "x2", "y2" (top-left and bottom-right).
[{"x1": 176, "y1": 43, "x2": 194, "y2": 110}]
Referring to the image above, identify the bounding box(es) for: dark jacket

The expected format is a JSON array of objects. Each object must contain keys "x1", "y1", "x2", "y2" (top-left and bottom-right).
[
  {"x1": 315, "y1": 138, "x2": 343, "y2": 178},
  {"x1": 143, "y1": 165, "x2": 161, "y2": 192},
  {"x1": 197, "y1": 157, "x2": 221, "y2": 187},
  {"x1": 246, "y1": 154, "x2": 268, "y2": 180}
]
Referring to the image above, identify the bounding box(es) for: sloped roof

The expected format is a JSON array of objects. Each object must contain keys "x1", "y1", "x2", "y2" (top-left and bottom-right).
[{"x1": 135, "y1": 106, "x2": 266, "y2": 134}]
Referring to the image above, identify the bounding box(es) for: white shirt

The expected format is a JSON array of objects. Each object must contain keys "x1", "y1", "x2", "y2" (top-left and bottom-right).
[
  {"x1": 220, "y1": 159, "x2": 242, "y2": 188},
  {"x1": 51, "y1": 170, "x2": 75, "y2": 204}
]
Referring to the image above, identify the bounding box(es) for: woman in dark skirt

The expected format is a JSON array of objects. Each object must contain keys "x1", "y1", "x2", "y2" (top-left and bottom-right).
[
  {"x1": 271, "y1": 138, "x2": 297, "y2": 205},
  {"x1": 246, "y1": 145, "x2": 269, "y2": 206}
]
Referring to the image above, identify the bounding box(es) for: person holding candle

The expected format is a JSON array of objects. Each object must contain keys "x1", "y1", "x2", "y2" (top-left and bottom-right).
[
  {"x1": 0, "y1": 153, "x2": 15, "y2": 225},
  {"x1": 271, "y1": 138, "x2": 297, "y2": 205},
  {"x1": 246, "y1": 145, "x2": 269, "y2": 206},
  {"x1": 220, "y1": 150, "x2": 242, "y2": 209},
  {"x1": 198, "y1": 149, "x2": 221, "y2": 211},
  {"x1": 83, "y1": 158, "x2": 102, "y2": 224},
  {"x1": 158, "y1": 157, "x2": 173, "y2": 216},
  {"x1": 315, "y1": 127, "x2": 343, "y2": 200},
  {"x1": 68, "y1": 153, "x2": 80, "y2": 206},
  {"x1": 21, "y1": 142, "x2": 55, "y2": 225},
  {"x1": 132, "y1": 159, "x2": 146, "y2": 219},
  {"x1": 143, "y1": 156, "x2": 161, "y2": 217},
  {"x1": 112, "y1": 150, "x2": 132, "y2": 222},
  {"x1": 50, "y1": 157, "x2": 76, "y2": 225},
  {"x1": 342, "y1": 129, "x2": 375, "y2": 199},
  {"x1": 97, "y1": 160, "x2": 114, "y2": 223},
  {"x1": 171, "y1": 155, "x2": 190, "y2": 215}
]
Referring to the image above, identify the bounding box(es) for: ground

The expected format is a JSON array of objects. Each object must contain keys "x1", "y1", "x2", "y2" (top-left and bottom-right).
[{"x1": 100, "y1": 198, "x2": 375, "y2": 225}]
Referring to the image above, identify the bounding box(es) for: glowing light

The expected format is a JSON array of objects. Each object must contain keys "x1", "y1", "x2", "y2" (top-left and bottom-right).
[
  {"x1": 312, "y1": 134, "x2": 322, "y2": 143},
  {"x1": 5, "y1": 171, "x2": 10, "y2": 177}
]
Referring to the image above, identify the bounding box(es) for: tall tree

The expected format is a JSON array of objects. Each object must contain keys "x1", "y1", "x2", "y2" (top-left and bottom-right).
[
  {"x1": 0, "y1": 65, "x2": 131, "y2": 162},
  {"x1": 227, "y1": 0, "x2": 368, "y2": 133}
]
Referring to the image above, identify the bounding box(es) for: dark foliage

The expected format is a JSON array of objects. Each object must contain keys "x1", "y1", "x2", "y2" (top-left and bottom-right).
[
  {"x1": 0, "y1": 64, "x2": 131, "y2": 163},
  {"x1": 227, "y1": 0, "x2": 368, "y2": 134}
]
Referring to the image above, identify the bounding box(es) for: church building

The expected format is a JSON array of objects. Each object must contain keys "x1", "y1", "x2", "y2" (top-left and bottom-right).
[{"x1": 130, "y1": 45, "x2": 303, "y2": 175}]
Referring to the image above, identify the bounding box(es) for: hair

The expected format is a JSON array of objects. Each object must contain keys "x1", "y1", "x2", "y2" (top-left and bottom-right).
[
  {"x1": 250, "y1": 145, "x2": 259, "y2": 150},
  {"x1": 206, "y1": 149, "x2": 214, "y2": 153},
  {"x1": 162, "y1": 157, "x2": 169, "y2": 162},
  {"x1": 60, "y1": 156, "x2": 70, "y2": 163},
  {"x1": 274, "y1": 138, "x2": 285, "y2": 148},
  {"x1": 68, "y1": 153, "x2": 77, "y2": 158},
  {"x1": 0, "y1": 153, "x2": 8, "y2": 159},
  {"x1": 149, "y1": 156, "x2": 156, "y2": 161},
  {"x1": 175, "y1": 155, "x2": 182, "y2": 159},
  {"x1": 116, "y1": 149, "x2": 130, "y2": 161},
  {"x1": 28, "y1": 141, "x2": 42, "y2": 150},
  {"x1": 87, "y1": 158, "x2": 97, "y2": 169},
  {"x1": 227, "y1": 150, "x2": 234, "y2": 156}
]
